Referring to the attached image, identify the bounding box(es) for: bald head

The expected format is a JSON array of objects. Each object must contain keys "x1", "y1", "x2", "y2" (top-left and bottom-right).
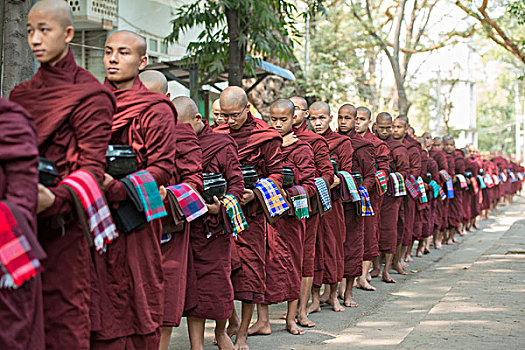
[
  {"x1": 212, "y1": 99, "x2": 221, "y2": 111},
  {"x1": 220, "y1": 86, "x2": 248, "y2": 110},
  {"x1": 172, "y1": 96, "x2": 199, "y2": 122},
  {"x1": 309, "y1": 101, "x2": 330, "y2": 115},
  {"x1": 107, "y1": 30, "x2": 147, "y2": 56},
  {"x1": 394, "y1": 117, "x2": 408, "y2": 127},
  {"x1": 356, "y1": 106, "x2": 372, "y2": 121},
  {"x1": 139, "y1": 70, "x2": 168, "y2": 95},
  {"x1": 270, "y1": 98, "x2": 295, "y2": 116},
  {"x1": 30, "y1": 0, "x2": 73, "y2": 29},
  {"x1": 290, "y1": 96, "x2": 308, "y2": 110},
  {"x1": 338, "y1": 103, "x2": 356, "y2": 117},
  {"x1": 376, "y1": 112, "x2": 392, "y2": 123}
]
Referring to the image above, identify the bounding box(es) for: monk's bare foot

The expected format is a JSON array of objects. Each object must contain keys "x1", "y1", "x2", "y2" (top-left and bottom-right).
[
  {"x1": 343, "y1": 295, "x2": 358, "y2": 307},
  {"x1": 247, "y1": 320, "x2": 271, "y2": 336},
  {"x1": 392, "y1": 263, "x2": 408, "y2": 275},
  {"x1": 356, "y1": 278, "x2": 376, "y2": 291},
  {"x1": 382, "y1": 270, "x2": 396, "y2": 283},
  {"x1": 216, "y1": 330, "x2": 235, "y2": 350},
  {"x1": 306, "y1": 301, "x2": 321, "y2": 315},
  {"x1": 279, "y1": 313, "x2": 288, "y2": 320},
  {"x1": 286, "y1": 320, "x2": 306, "y2": 335},
  {"x1": 234, "y1": 335, "x2": 250, "y2": 350},
  {"x1": 319, "y1": 291, "x2": 329, "y2": 304},
  {"x1": 227, "y1": 317, "x2": 240, "y2": 338},
  {"x1": 446, "y1": 239, "x2": 454, "y2": 245},
  {"x1": 453, "y1": 237, "x2": 460, "y2": 242},
  {"x1": 297, "y1": 314, "x2": 315, "y2": 328},
  {"x1": 416, "y1": 250, "x2": 424, "y2": 258},
  {"x1": 366, "y1": 273, "x2": 372, "y2": 282},
  {"x1": 327, "y1": 295, "x2": 345, "y2": 312},
  {"x1": 370, "y1": 268, "x2": 381, "y2": 278}
]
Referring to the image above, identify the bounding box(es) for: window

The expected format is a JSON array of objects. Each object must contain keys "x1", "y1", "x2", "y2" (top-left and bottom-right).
[
  {"x1": 149, "y1": 38, "x2": 158, "y2": 52},
  {"x1": 149, "y1": 55, "x2": 159, "y2": 63},
  {"x1": 160, "y1": 42, "x2": 168, "y2": 54}
]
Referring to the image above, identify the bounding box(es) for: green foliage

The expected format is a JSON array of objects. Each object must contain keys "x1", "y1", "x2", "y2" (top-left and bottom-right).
[
  {"x1": 509, "y1": 0, "x2": 525, "y2": 24},
  {"x1": 165, "y1": 0, "x2": 300, "y2": 82}
]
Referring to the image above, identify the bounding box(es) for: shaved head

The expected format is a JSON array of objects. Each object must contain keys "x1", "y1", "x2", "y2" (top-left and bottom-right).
[
  {"x1": 270, "y1": 98, "x2": 295, "y2": 116},
  {"x1": 339, "y1": 103, "x2": 357, "y2": 117},
  {"x1": 139, "y1": 70, "x2": 168, "y2": 95},
  {"x1": 107, "y1": 30, "x2": 147, "y2": 56},
  {"x1": 290, "y1": 96, "x2": 308, "y2": 110},
  {"x1": 394, "y1": 117, "x2": 408, "y2": 127},
  {"x1": 309, "y1": 101, "x2": 330, "y2": 115},
  {"x1": 30, "y1": 0, "x2": 73, "y2": 29},
  {"x1": 172, "y1": 96, "x2": 198, "y2": 122},
  {"x1": 356, "y1": 106, "x2": 372, "y2": 120},
  {"x1": 220, "y1": 86, "x2": 248, "y2": 110},
  {"x1": 376, "y1": 112, "x2": 392, "y2": 123},
  {"x1": 212, "y1": 99, "x2": 221, "y2": 110}
]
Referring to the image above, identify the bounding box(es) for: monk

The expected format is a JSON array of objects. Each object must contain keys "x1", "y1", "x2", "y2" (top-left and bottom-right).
[
  {"x1": 443, "y1": 136, "x2": 464, "y2": 244},
  {"x1": 308, "y1": 101, "x2": 348, "y2": 313},
  {"x1": 429, "y1": 137, "x2": 449, "y2": 249},
  {"x1": 215, "y1": 87, "x2": 283, "y2": 350},
  {"x1": 0, "y1": 98, "x2": 45, "y2": 350},
  {"x1": 10, "y1": 1, "x2": 115, "y2": 348},
  {"x1": 139, "y1": 73, "x2": 204, "y2": 350},
  {"x1": 355, "y1": 106, "x2": 391, "y2": 282},
  {"x1": 90, "y1": 30, "x2": 177, "y2": 349},
  {"x1": 337, "y1": 104, "x2": 376, "y2": 303},
  {"x1": 249, "y1": 99, "x2": 315, "y2": 336},
  {"x1": 374, "y1": 112, "x2": 409, "y2": 282},
  {"x1": 212, "y1": 99, "x2": 225, "y2": 127},
  {"x1": 289, "y1": 96, "x2": 334, "y2": 327},
  {"x1": 171, "y1": 96, "x2": 243, "y2": 350}
]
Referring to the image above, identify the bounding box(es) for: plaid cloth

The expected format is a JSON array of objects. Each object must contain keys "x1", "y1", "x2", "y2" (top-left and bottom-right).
[
  {"x1": 126, "y1": 171, "x2": 167, "y2": 222},
  {"x1": 220, "y1": 194, "x2": 248, "y2": 238},
  {"x1": 499, "y1": 172, "x2": 507, "y2": 183},
  {"x1": 60, "y1": 169, "x2": 118, "y2": 253},
  {"x1": 456, "y1": 174, "x2": 468, "y2": 189},
  {"x1": 338, "y1": 171, "x2": 360, "y2": 202},
  {"x1": 518, "y1": 172, "x2": 524, "y2": 181},
  {"x1": 358, "y1": 186, "x2": 374, "y2": 217},
  {"x1": 471, "y1": 176, "x2": 479, "y2": 194},
  {"x1": 428, "y1": 180, "x2": 441, "y2": 199},
  {"x1": 493, "y1": 174, "x2": 500, "y2": 185},
  {"x1": 0, "y1": 202, "x2": 43, "y2": 289},
  {"x1": 287, "y1": 185, "x2": 310, "y2": 220},
  {"x1": 439, "y1": 170, "x2": 453, "y2": 182},
  {"x1": 254, "y1": 178, "x2": 290, "y2": 217},
  {"x1": 445, "y1": 180, "x2": 454, "y2": 199},
  {"x1": 165, "y1": 184, "x2": 208, "y2": 222},
  {"x1": 509, "y1": 170, "x2": 517, "y2": 183},
  {"x1": 484, "y1": 174, "x2": 494, "y2": 187},
  {"x1": 315, "y1": 177, "x2": 332, "y2": 211},
  {"x1": 375, "y1": 170, "x2": 388, "y2": 195},
  {"x1": 389, "y1": 172, "x2": 407, "y2": 197},
  {"x1": 416, "y1": 176, "x2": 428, "y2": 203},
  {"x1": 477, "y1": 175, "x2": 487, "y2": 189},
  {"x1": 405, "y1": 175, "x2": 421, "y2": 199}
]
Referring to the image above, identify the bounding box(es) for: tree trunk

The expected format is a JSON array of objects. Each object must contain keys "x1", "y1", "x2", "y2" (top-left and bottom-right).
[
  {"x1": 225, "y1": 5, "x2": 244, "y2": 87},
  {"x1": 1, "y1": 0, "x2": 34, "y2": 97}
]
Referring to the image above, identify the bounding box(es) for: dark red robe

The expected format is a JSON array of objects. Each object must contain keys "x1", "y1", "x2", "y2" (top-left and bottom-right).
[
  {"x1": 264, "y1": 138, "x2": 315, "y2": 303},
  {"x1": 216, "y1": 113, "x2": 283, "y2": 303},
  {"x1": 429, "y1": 149, "x2": 449, "y2": 232},
  {"x1": 464, "y1": 156, "x2": 481, "y2": 221},
  {"x1": 89, "y1": 78, "x2": 176, "y2": 348},
  {"x1": 10, "y1": 50, "x2": 115, "y2": 349},
  {"x1": 423, "y1": 156, "x2": 439, "y2": 238},
  {"x1": 414, "y1": 149, "x2": 430, "y2": 241},
  {"x1": 401, "y1": 135, "x2": 422, "y2": 246},
  {"x1": 293, "y1": 121, "x2": 334, "y2": 278},
  {"x1": 446, "y1": 150, "x2": 465, "y2": 230},
  {"x1": 0, "y1": 98, "x2": 45, "y2": 350},
  {"x1": 184, "y1": 122, "x2": 243, "y2": 319}
]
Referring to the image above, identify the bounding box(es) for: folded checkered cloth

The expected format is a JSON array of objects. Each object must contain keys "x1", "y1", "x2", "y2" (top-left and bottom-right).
[
  {"x1": 220, "y1": 194, "x2": 248, "y2": 238},
  {"x1": 518, "y1": 172, "x2": 524, "y2": 181},
  {"x1": 405, "y1": 175, "x2": 420, "y2": 199},
  {"x1": 0, "y1": 202, "x2": 43, "y2": 289},
  {"x1": 337, "y1": 171, "x2": 360, "y2": 202},
  {"x1": 416, "y1": 176, "x2": 428, "y2": 203},
  {"x1": 254, "y1": 178, "x2": 289, "y2": 217},
  {"x1": 60, "y1": 169, "x2": 118, "y2": 253},
  {"x1": 126, "y1": 171, "x2": 167, "y2": 222},
  {"x1": 509, "y1": 170, "x2": 517, "y2": 183},
  {"x1": 439, "y1": 170, "x2": 452, "y2": 182},
  {"x1": 287, "y1": 185, "x2": 310, "y2": 220},
  {"x1": 471, "y1": 176, "x2": 479, "y2": 194},
  {"x1": 493, "y1": 174, "x2": 500, "y2": 185},
  {"x1": 499, "y1": 172, "x2": 507, "y2": 183},
  {"x1": 428, "y1": 180, "x2": 440, "y2": 199},
  {"x1": 375, "y1": 170, "x2": 388, "y2": 195},
  {"x1": 477, "y1": 175, "x2": 487, "y2": 189},
  {"x1": 358, "y1": 186, "x2": 374, "y2": 217},
  {"x1": 389, "y1": 172, "x2": 406, "y2": 197},
  {"x1": 456, "y1": 174, "x2": 468, "y2": 189},
  {"x1": 315, "y1": 177, "x2": 332, "y2": 211},
  {"x1": 484, "y1": 174, "x2": 494, "y2": 187},
  {"x1": 165, "y1": 184, "x2": 208, "y2": 222}
]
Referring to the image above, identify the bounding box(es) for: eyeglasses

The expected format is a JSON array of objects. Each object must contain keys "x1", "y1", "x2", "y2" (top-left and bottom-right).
[{"x1": 220, "y1": 105, "x2": 247, "y2": 120}]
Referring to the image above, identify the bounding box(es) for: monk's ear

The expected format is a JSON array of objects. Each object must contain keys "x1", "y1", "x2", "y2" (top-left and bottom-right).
[
  {"x1": 166, "y1": 92, "x2": 171, "y2": 99},
  {"x1": 64, "y1": 25, "x2": 74, "y2": 44},
  {"x1": 138, "y1": 55, "x2": 148, "y2": 70},
  {"x1": 195, "y1": 113, "x2": 203, "y2": 122}
]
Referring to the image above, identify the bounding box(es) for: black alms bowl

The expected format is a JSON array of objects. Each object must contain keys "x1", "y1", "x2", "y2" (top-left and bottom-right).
[
  {"x1": 240, "y1": 164, "x2": 259, "y2": 189},
  {"x1": 426, "y1": 172, "x2": 432, "y2": 183},
  {"x1": 202, "y1": 173, "x2": 227, "y2": 204},
  {"x1": 38, "y1": 157, "x2": 60, "y2": 187},
  {"x1": 282, "y1": 166, "x2": 295, "y2": 188},
  {"x1": 106, "y1": 145, "x2": 138, "y2": 179},
  {"x1": 464, "y1": 171, "x2": 473, "y2": 179},
  {"x1": 351, "y1": 171, "x2": 363, "y2": 187},
  {"x1": 331, "y1": 158, "x2": 338, "y2": 173}
]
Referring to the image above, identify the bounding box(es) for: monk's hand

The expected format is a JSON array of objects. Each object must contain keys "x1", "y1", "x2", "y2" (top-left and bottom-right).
[
  {"x1": 282, "y1": 133, "x2": 298, "y2": 147},
  {"x1": 206, "y1": 196, "x2": 221, "y2": 214},
  {"x1": 330, "y1": 175, "x2": 341, "y2": 189},
  {"x1": 159, "y1": 185, "x2": 167, "y2": 201},
  {"x1": 102, "y1": 173, "x2": 114, "y2": 191},
  {"x1": 241, "y1": 188, "x2": 255, "y2": 205},
  {"x1": 37, "y1": 184, "x2": 56, "y2": 214}
]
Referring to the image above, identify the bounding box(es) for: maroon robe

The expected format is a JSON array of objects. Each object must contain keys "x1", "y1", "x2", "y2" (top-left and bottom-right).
[
  {"x1": 401, "y1": 135, "x2": 422, "y2": 246},
  {"x1": 216, "y1": 113, "x2": 283, "y2": 303},
  {"x1": 378, "y1": 135, "x2": 409, "y2": 254},
  {"x1": 89, "y1": 78, "x2": 176, "y2": 348},
  {"x1": 423, "y1": 156, "x2": 439, "y2": 238},
  {"x1": 293, "y1": 121, "x2": 334, "y2": 278},
  {"x1": 0, "y1": 98, "x2": 45, "y2": 350},
  {"x1": 10, "y1": 50, "x2": 115, "y2": 349},
  {"x1": 447, "y1": 150, "x2": 465, "y2": 230},
  {"x1": 464, "y1": 156, "x2": 481, "y2": 221},
  {"x1": 163, "y1": 122, "x2": 203, "y2": 327},
  {"x1": 414, "y1": 149, "x2": 430, "y2": 241},
  {"x1": 341, "y1": 129, "x2": 375, "y2": 278},
  {"x1": 264, "y1": 138, "x2": 315, "y2": 303},
  {"x1": 429, "y1": 149, "x2": 449, "y2": 232},
  {"x1": 184, "y1": 122, "x2": 243, "y2": 319}
]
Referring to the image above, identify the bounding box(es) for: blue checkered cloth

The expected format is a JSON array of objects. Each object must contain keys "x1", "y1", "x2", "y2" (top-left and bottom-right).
[
  {"x1": 416, "y1": 176, "x2": 428, "y2": 203},
  {"x1": 358, "y1": 186, "x2": 374, "y2": 217},
  {"x1": 254, "y1": 178, "x2": 289, "y2": 217},
  {"x1": 315, "y1": 177, "x2": 332, "y2": 211},
  {"x1": 477, "y1": 175, "x2": 486, "y2": 189}
]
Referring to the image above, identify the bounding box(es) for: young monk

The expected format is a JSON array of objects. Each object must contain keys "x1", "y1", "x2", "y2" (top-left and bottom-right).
[
  {"x1": 139, "y1": 72, "x2": 204, "y2": 350},
  {"x1": 355, "y1": 106, "x2": 391, "y2": 282},
  {"x1": 289, "y1": 96, "x2": 334, "y2": 327},
  {"x1": 0, "y1": 98, "x2": 45, "y2": 350},
  {"x1": 249, "y1": 99, "x2": 316, "y2": 336},
  {"x1": 212, "y1": 99, "x2": 225, "y2": 127},
  {"x1": 91, "y1": 30, "x2": 177, "y2": 348},
  {"x1": 443, "y1": 136, "x2": 464, "y2": 244},
  {"x1": 10, "y1": 1, "x2": 115, "y2": 348},
  {"x1": 215, "y1": 87, "x2": 283, "y2": 350},
  {"x1": 308, "y1": 101, "x2": 348, "y2": 313},
  {"x1": 172, "y1": 96, "x2": 243, "y2": 350},
  {"x1": 337, "y1": 104, "x2": 376, "y2": 303},
  {"x1": 429, "y1": 137, "x2": 450, "y2": 249},
  {"x1": 374, "y1": 112, "x2": 409, "y2": 282}
]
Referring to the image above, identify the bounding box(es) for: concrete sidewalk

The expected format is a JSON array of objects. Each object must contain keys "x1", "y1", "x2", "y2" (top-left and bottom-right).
[{"x1": 169, "y1": 197, "x2": 525, "y2": 349}]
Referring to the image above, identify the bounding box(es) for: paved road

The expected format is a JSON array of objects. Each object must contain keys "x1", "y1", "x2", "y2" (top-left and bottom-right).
[{"x1": 169, "y1": 196, "x2": 525, "y2": 349}]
